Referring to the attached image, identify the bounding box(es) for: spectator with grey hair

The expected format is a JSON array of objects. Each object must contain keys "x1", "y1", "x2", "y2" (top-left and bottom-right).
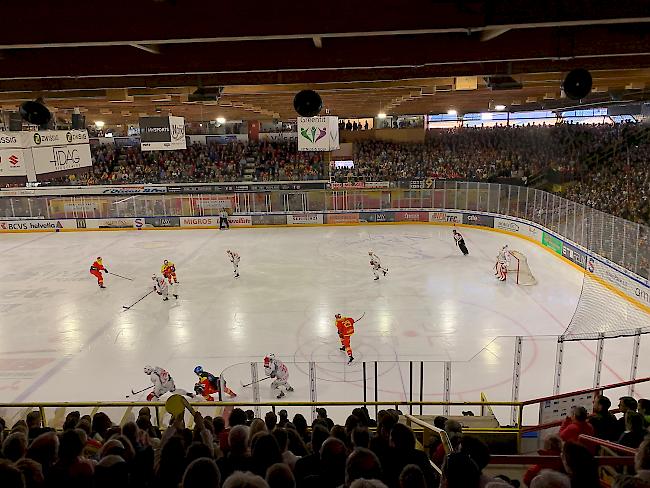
[
  {"x1": 2, "y1": 432, "x2": 28, "y2": 462},
  {"x1": 346, "y1": 448, "x2": 383, "y2": 487},
  {"x1": 303, "y1": 437, "x2": 347, "y2": 488},
  {"x1": 266, "y1": 462, "x2": 296, "y2": 488},
  {"x1": 182, "y1": 457, "x2": 221, "y2": 488},
  {"x1": 399, "y1": 464, "x2": 426, "y2": 488},
  {"x1": 559, "y1": 406, "x2": 594, "y2": 444},
  {"x1": 529, "y1": 469, "x2": 571, "y2": 488},
  {"x1": 218, "y1": 425, "x2": 253, "y2": 481},
  {"x1": 223, "y1": 471, "x2": 270, "y2": 488}
]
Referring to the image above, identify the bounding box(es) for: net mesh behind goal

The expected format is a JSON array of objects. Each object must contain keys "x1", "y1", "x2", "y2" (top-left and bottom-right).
[
  {"x1": 561, "y1": 273, "x2": 650, "y2": 341},
  {"x1": 507, "y1": 250, "x2": 537, "y2": 285}
]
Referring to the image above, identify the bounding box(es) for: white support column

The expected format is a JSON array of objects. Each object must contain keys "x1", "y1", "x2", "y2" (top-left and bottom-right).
[
  {"x1": 250, "y1": 362, "x2": 261, "y2": 418},
  {"x1": 593, "y1": 333, "x2": 605, "y2": 388},
  {"x1": 443, "y1": 362, "x2": 451, "y2": 416},
  {"x1": 309, "y1": 362, "x2": 318, "y2": 421},
  {"x1": 553, "y1": 338, "x2": 564, "y2": 395},
  {"x1": 511, "y1": 337, "x2": 523, "y2": 426},
  {"x1": 629, "y1": 329, "x2": 642, "y2": 397}
]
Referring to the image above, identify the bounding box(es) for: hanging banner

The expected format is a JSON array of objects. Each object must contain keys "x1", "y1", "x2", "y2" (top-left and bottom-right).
[
  {"x1": 0, "y1": 149, "x2": 26, "y2": 177},
  {"x1": 297, "y1": 116, "x2": 339, "y2": 151},
  {"x1": 140, "y1": 116, "x2": 186, "y2": 151}
]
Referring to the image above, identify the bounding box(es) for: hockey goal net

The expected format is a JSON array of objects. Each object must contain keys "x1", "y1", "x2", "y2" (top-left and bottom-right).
[{"x1": 507, "y1": 251, "x2": 537, "y2": 285}]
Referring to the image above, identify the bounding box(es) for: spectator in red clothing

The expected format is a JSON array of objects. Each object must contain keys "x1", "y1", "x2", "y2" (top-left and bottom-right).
[
  {"x1": 559, "y1": 406, "x2": 594, "y2": 445},
  {"x1": 523, "y1": 435, "x2": 563, "y2": 487}
]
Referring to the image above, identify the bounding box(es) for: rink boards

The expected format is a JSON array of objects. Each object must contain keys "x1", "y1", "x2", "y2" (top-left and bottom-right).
[{"x1": 0, "y1": 209, "x2": 648, "y2": 314}]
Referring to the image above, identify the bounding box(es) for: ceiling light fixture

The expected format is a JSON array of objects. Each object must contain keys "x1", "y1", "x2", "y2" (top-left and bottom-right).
[
  {"x1": 447, "y1": 109, "x2": 458, "y2": 116},
  {"x1": 495, "y1": 104, "x2": 507, "y2": 111}
]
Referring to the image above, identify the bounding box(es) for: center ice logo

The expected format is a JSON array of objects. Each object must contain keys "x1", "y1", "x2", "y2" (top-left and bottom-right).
[{"x1": 300, "y1": 126, "x2": 327, "y2": 143}]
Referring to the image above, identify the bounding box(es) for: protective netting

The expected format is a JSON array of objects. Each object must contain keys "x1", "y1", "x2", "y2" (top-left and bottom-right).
[{"x1": 561, "y1": 273, "x2": 650, "y2": 341}]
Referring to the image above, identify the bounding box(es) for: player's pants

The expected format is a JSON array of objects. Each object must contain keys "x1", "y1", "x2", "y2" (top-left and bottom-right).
[
  {"x1": 164, "y1": 271, "x2": 177, "y2": 284},
  {"x1": 497, "y1": 263, "x2": 507, "y2": 281},
  {"x1": 158, "y1": 287, "x2": 169, "y2": 298},
  {"x1": 232, "y1": 262, "x2": 239, "y2": 276},
  {"x1": 340, "y1": 335, "x2": 353, "y2": 357},
  {"x1": 458, "y1": 240, "x2": 469, "y2": 255},
  {"x1": 90, "y1": 269, "x2": 103, "y2": 286},
  {"x1": 372, "y1": 267, "x2": 381, "y2": 279},
  {"x1": 271, "y1": 378, "x2": 292, "y2": 393},
  {"x1": 220, "y1": 216, "x2": 229, "y2": 229}
]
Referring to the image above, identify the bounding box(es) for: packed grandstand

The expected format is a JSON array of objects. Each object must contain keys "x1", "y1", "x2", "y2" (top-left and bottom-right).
[{"x1": 34, "y1": 123, "x2": 650, "y2": 225}]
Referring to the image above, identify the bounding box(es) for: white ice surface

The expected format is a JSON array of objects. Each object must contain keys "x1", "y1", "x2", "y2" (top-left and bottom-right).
[{"x1": 0, "y1": 226, "x2": 647, "y2": 425}]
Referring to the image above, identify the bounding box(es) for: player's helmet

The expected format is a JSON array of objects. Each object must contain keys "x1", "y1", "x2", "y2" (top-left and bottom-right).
[
  {"x1": 368, "y1": 251, "x2": 373, "y2": 255},
  {"x1": 152, "y1": 275, "x2": 157, "y2": 281},
  {"x1": 164, "y1": 259, "x2": 169, "y2": 265},
  {"x1": 335, "y1": 313, "x2": 341, "y2": 319},
  {"x1": 97, "y1": 257, "x2": 102, "y2": 261},
  {"x1": 453, "y1": 229, "x2": 457, "y2": 234},
  {"x1": 144, "y1": 365, "x2": 153, "y2": 374},
  {"x1": 194, "y1": 366, "x2": 203, "y2": 375}
]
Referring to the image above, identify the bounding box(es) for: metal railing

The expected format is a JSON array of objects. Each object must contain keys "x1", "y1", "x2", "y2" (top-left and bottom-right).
[{"x1": 1, "y1": 182, "x2": 647, "y2": 278}]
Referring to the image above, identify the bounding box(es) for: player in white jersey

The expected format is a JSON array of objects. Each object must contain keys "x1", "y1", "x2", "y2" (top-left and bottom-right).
[
  {"x1": 226, "y1": 250, "x2": 240, "y2": 278},
  {"x1": 263, "y1": 354, "x2": 294, "y2": 398},
  {"x1": 495, "y1": 245, "x2": 510, "y2": 281},
  {"x1": 152, "y1": 275, "x2": 178, "y2": 301},
  {"x1": 143, "y1": 365, "x2": 193, "y2": 401},
  {"x1": 368, "y1": 251, "x2": 388, "y2": 280}
]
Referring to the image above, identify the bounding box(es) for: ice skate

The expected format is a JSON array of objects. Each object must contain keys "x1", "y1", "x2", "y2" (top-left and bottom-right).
[
  {"x1": 374, "y1": 276, "x2": 379, "y2": 281},
  {"x1": 348, "y1": 356, "x2": 354, "y2": 364},
  {"x1": 340, "y1": 346, "x2": 346, "y2": 351},
  {"x1": 163, "y1": 297, "x2": 169, "y2": 301},
  {"x1": 277, "y1": 390, "x2": 285, "y2": 399},
  {"x1": 286, "y1": 385, "x2": 294, "y2": 392},
  {"x1": 173, "y1": 294, "x2": 178, "y2": 299}
]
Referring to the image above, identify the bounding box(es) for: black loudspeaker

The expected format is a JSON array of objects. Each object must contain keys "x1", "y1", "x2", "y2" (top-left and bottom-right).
[
  {"x1": 19, "y1": 100, "x2": 52, "y2": 127},
  {"x1": 293, "y1": 90, "x2": 322, "y2": 117},
  {"x1": 563, "y1": 69, "x2": 592, "y2": 100},
  {"x1": 9, "y1": 112, "x2": 22, "y2": 131},
  {"x1": 72, "y1": 113, "x2": 86, "y2": 129}
]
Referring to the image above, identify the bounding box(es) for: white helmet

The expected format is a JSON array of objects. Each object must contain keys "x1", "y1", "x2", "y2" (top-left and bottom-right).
[
  {"x1": 164, "y1": 259, "x2": 169, "y2": 265},
  {"x1": 144, "y1": 365, "x2": 153, "y2": 374}
]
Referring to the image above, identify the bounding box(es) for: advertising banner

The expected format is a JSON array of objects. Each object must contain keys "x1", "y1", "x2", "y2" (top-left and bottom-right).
[
  {"x1": 100, "y1": 186, "x2": 168, "y2": 195},
  {"x1": 463, "y1": 213, "x2": 494, "y2": 227},
  {"x1": 194, "y1": 195, "x2": 236, "y2": 210},
  {"x1": 89, "y1": 218, "x2": 136, "y2": 229},
  {"x1": 429, "y1": 211, "x2": 462, "y2": 223},
  {"x1": 395, "y1": 211, "x2": 429, "y2": 222},
  {"x1": 228, "y1": 215, "x2": 253, "y2": 227},
  {"x1": 326, "y1": 213, "x2": 360, "y2": 224},
  {"x1": 408, "y1": 178, "x2": 435, "y2": 190},
  {"x1": 252, "y1": 214, "x2": 287, "y2": 226},
  {"x1": 588, "y1": 257, "x2": 650, "y2": 309},
  {"x1": 0, "y1": 149, "x2": 26, "y2": 177},
  {"x1": 143, "y1": 217, "x2": 180, "y2": 228},
  {"x1": 287, "y1": 214, "x2": 324, "y2": 225},
  {"x1": 30, "y1": 143, "x2": 92, "y2": 174},
  {"x1": 0, "y1": 219, "x2": 75, "y2": 231},
  {"x1": 562, "y1": 242, "x2": 588, "y2": 269},
  {"x1": 542, "y1": 232, "x2": 563, "y2": 255},
  {"x1": 359, "y1": 212, "x2": 394, "y2": 223},
  {"x1": 181, "y1": 217, "x2": 216, "y2": 228},
  {"x1": 140, "y1": 116, "x2": 186, "y2": 151},
  {"x1": 297, "y1": 116, "x2": 339, "y2": 151},
  {"x1": 258, "y1": 132, "x2": 298, "y2": 142},
  {"x1": 0, "y1": 132, "x2": 21, "y2": 149}
]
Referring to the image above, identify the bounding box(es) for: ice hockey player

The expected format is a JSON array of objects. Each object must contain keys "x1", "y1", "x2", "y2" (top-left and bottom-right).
[
  {"x1": 368, "y1": 251, "x2": 388, "y2": 281},
  {"x1": 193, "y1": 365, "x2": 237, "y2": 400},
  {"x1": 226, "y1": 249, "x2": 240, "y2": 278},
  {"x1": 452, "y1": 229, "x2": 469, "y2": 255},
  {"x1": 90, "y1": 257, "x2": 108, "y2": 288},
  {"x1": 335, "y1": 313, "x2": 355, "y2": 363},
  {"x1": 264, "y1": 354, "x2": 294, "y2": 399},
  {"x1": 143, "y1": 365, "x2": 193, "y2": 401},
  {"x1": 495, "y1": 245, "x2": 510, "y2": 282},
  {"x1": 161, "y1": 259, "x2": 178, "y2": 284},
  {"x1": 219, "y1": 209, "x2": 230, "y2": 230},
  {"x1": 152, "y1": 274, "x2": 178, "y2": 301}
]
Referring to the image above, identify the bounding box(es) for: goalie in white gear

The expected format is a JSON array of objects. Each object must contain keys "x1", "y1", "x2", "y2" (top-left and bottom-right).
[
  {"x1": 152, "y1": 274, "x2": 178, "y2": 301},
  {"x1": 263, "y1": 354, "x2": 294, "y2": 399},
  {"x1": 368, "y1": 251, "x2": 388, "y2": 281},
  {"x1": 495, "y1": 245, "x2": 510, "y2": 282},
  {"x1": 226, "y1": 250, "x2": 240, "y2": 278},
  {"x1": 143, "y1": 365, "x2": 193, "y2": 401}
]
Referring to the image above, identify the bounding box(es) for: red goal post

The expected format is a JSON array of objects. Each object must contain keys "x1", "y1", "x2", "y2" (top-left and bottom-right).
[{"x1": 507, "y1": 251, "x2": 537, "y2": 285}]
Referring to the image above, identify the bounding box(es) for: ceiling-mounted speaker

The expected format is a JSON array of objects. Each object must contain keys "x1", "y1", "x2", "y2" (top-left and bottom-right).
[
  {"x1": 293, "y1": 90, "x2": 322, "y2": 117},
  {"x1": 563, "y1": 69, "x2": 592, "y2": 100},
  {"x1": 19, "y1": 99, "x2": 52, "y2": 128}
]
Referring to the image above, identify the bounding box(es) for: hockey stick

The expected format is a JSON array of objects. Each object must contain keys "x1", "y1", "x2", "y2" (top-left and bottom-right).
[
  {"x1": 240, "y1": 376, "x2": 272, "y2": 388},
  {"x1": 126, "y1": 385, "x2": 153, "y2": 398},
  {"x1": 355, "y1": 312, "x2": 366, "y2": 323},
  {"x1": 122, "y1": 289, "x2": 155, "y2": 310},
  {"x1": 108, "y1": 271, "x2": 134, "y2": 281}
]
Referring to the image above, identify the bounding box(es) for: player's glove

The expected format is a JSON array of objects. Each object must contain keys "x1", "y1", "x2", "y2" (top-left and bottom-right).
[
  {"x1": 270, "y1": 372, "x2": 276, "y2": 378},
  {"x1": 194, "y1": 383, "x2": 204, "y2": 394},
  {"x1": 104, "y1": 269, "x2": 109, "y2": 272},
  {"x1": 157, "y1": 292, "x2": 162, "y2": 295}
]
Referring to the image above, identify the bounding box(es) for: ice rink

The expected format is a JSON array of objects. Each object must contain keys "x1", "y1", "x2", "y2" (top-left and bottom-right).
[{"x1": 1, "y1": 224, "x2": 648, "y2": 424}]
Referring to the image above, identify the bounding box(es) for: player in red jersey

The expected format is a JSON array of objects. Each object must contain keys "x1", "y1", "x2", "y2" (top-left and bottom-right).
[{"x1": 90, "y1": 257, "x2": 108, "y2": 288}]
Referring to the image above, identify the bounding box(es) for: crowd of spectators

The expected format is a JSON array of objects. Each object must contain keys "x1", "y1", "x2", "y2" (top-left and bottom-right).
[
  {"x1": 2, "y1": 394, "x2": 649, "y2": 488},
  {"x1": 33, "y1": 121, "x2": 650, "y2": 224}
]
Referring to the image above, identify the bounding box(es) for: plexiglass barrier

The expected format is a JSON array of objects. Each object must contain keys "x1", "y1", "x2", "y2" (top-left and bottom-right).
[{"x1": 1, "y1": 183, "x2": 647, "y2": 278}]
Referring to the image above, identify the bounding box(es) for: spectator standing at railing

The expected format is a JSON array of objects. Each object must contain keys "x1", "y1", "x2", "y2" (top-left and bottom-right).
[
  {"x1": 559, "y1": 406, "x2": 594, "y2": 445},
  {"x1": 589, "y1": 395, "x2": 620, "y2": 441}
]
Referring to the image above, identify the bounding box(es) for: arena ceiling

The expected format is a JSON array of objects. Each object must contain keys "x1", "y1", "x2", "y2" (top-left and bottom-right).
[{"x1": 1, "y1": 1, "x2": 650, "y2": 123}]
